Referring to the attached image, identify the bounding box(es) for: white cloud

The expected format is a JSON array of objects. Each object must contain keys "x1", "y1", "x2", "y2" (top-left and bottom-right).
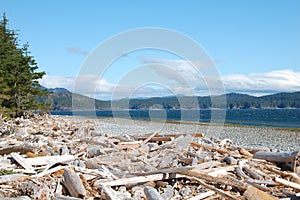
[
  {"x1": 39, "y1": 75, "x2": 75, "y2": 91},
  {"x1": 40, "y1": 66, "x2": 300, "y2": 100},
  {"x1": 222, "y1": 69, "x2": 300, "y2": 94}
]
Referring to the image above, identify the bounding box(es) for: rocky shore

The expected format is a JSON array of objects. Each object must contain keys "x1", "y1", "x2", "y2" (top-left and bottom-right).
[
  {"x1": 0, "y1": 114, "x2": 299, "y2": 199},
  {"x1": 91, "y1": 117, "x2": 300, "y2": 152}
]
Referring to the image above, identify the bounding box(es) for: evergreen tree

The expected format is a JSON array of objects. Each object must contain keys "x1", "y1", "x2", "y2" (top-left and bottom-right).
[{"x1": 0, "y1": 13, "x2": 47, "y2": 116}]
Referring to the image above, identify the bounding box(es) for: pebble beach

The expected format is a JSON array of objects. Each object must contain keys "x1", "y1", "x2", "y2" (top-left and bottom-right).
[
  {"x1": 1, "y1": 114, "x2": 300, "y2": 199},
  {"x1": 90, "y1": 117, "x2": 300, "y2": 152}
]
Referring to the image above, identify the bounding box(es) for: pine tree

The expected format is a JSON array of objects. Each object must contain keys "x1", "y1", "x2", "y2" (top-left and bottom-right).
[{"x1": 0, "y1": 13, "x2": 48, "y2": 116}]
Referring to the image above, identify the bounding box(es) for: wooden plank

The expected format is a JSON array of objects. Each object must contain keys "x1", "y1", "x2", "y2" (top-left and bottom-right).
[
  {"x1": 190, "y1": 177, "x2": 237, "y2": 200},
  {"x1": 141, "y1": 132, "x2": 159, "y2": 144},
  {"x1": 190, "y1": 141, "x2": 229, "y2": 155},
  {"x1": 11, "y1": 153, "x2": 36, "y2": 174},
  {"x1": 100, "y1": 173, "x2": 186, "y2": 186},
  {"x1": 275, "y1": 177, "x2": 300, "y2": 190},
  {"x1": 188, "y1": 191, "x2": 215, "y2": 200},
  {"x1": 26, "y1": 155, "x2": 75, "y2": 166},
  {"x1": 33, "y1": 165, "x2": 66, "y2": 178}
]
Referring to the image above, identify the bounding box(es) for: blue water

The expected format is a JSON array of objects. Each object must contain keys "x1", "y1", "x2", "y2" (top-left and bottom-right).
[{"x1": 51, "y1": 109, "x2": 300, "y2": 128}]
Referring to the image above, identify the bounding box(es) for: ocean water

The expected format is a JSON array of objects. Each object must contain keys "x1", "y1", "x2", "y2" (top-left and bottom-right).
[{"x1": 51, "y1": 109, "x2": 300, "y2": 129}]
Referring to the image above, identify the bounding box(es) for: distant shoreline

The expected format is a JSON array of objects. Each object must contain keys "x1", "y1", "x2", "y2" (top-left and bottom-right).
[{"x1": 51, "y1": 109, "x2": 300, "y2": 129}]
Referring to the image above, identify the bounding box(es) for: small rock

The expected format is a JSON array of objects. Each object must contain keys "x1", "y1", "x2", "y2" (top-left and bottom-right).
[
  {"x1": 161, "y1": 185, "x2": 174, "y2": 200},
  {"x1": 223, "y1": 156, "x2": 237, "y2": 165},
  {"x1": 144, "y1": 186, "x2": 163, "y2": 200},
  {"x1": 180, "y1": 187, "x2": 192, "y2": 196}
]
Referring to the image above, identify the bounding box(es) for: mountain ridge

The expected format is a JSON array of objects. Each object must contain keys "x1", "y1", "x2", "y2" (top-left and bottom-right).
[{"x1": 43, "y1": 87, "x2": 300, "y2": 111}]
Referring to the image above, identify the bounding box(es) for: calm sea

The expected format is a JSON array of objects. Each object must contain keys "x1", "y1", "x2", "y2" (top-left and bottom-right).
[{"x1": 51, "y1": 109, "x2": 300, "y2": 129}]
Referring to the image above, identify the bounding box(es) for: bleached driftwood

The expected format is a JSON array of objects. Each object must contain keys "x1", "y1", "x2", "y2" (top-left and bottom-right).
[
  {"x1": 275, "y1": 177, "x2": 300, "y2": 190},
  {"x1": 61, "y1": 168, "x2": 86, "y2": 198},
  {"x1": 33, "y1": 165, "x2": 66, "y2": 178},
  {"x1": 190, "y1": 177, "x2": 236, "y2": 200},
  {"x1": 243, "y1": 186, "x2": 279, "y2": 200},
  {"x1": 98, "y1": 173, "x2": 185, "y2": 187},
  {"x1": 26, "y1": 155, "x2": 75, "y2": 166},
  {"x1": 187, "y1": 191, "x2": 215, "y2": 200},
  {"x1": 0, "y1": 174, "x2": 28, "y2": 184},
  {"x1": 0, "y1": 144, "x2": 34, "y2": 155},
  {"x1": 11, "y1": 153, "x2": 36, "y2": 174},
  {"x1": 253, "y1": 151, "x2": 300, "y2": 172}
]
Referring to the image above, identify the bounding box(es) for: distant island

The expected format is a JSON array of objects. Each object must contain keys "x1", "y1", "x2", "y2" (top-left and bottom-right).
[{"x1": 39, "y1": 88, "x2": 300, "y2": 111}]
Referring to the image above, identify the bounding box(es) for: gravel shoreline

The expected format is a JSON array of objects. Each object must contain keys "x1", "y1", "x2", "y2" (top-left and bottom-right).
[{"x1": 67, "y1": 116, "x2": 300, "y2": 152}]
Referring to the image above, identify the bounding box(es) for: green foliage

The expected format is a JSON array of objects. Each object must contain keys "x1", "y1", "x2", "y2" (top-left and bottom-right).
[
  {"x1": 0, "y1": 13, "x2": 48, "y2": 116},
  {"x1": 0, "y1": 169, "x2": 16, "y2": 175}
]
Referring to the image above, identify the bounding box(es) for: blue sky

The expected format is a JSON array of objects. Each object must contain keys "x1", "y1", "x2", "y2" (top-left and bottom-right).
[{"x1": 1, "y1": 0, "x2": 299, "y2": 99}]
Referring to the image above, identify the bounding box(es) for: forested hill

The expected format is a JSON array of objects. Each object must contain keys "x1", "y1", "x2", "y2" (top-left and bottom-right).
[{"x1": 45, "y1": 89, "x2": 300, "y2": 110}]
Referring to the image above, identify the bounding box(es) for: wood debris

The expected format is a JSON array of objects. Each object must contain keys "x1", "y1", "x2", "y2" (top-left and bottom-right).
[{"x1": 0, "y1": 114, "x2": 299, "y2": 199}]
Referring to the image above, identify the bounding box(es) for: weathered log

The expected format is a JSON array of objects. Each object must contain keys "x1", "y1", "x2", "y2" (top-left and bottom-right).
[
  {"x1": 54, "y1": 195, "x2": 83, "y2": 200},
  {"x1": 130, "y1": 161, "x2": 220, "y2": 176},
  {"x1": 179, "y1": 170, "x2": 248, "y2": 192},
  {"x1": 0, "y1": 144, "x2": 34, "y2": 155},
  {"x1": 243, "y1": 186, "x2": 279, "y2": 200},
  {"x1": 190, "y1": 141, "x2": 229, "y2": 155},
  {"x1": 253, "y1": 151, "x2": 300, "y2": 173},
  {"x1": 11, "y1": 153, "x2": 36, "y2": 174},
  {"x1": 188, "y1": 191, "x2": 215, "y2": 200},
  {"x1": 189, "y1": 177, "x2": 237, "y2": 200},
  {"x1": 0, "y1": 196, "x2": 31, "y2": 200},
  {"x1": 26, "y1": 155, "x2": 75, "y2": 166},
  {"x1": 240, "y1": 148, "x2": 253, "y2": 158},
  {"x1": 275, "y1": 177, "x2": 300, "y2": 190},
  {"x1": 61, "y1": 168, "x2": 86, "y2": 198},
  {"x1": 141, "y1": 132, "x2": 159, "y2": 144},
  {"x1": 0, "y1": 174, "x2": 28, "y2": 184},
  {"x1": 98, "y1": 173, "x2": 185, "y2": 187}
]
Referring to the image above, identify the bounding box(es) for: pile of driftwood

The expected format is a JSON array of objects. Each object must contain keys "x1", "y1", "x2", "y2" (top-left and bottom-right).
[{"x1": 0, "y1": 114, "x2": 299, "y2": 199}]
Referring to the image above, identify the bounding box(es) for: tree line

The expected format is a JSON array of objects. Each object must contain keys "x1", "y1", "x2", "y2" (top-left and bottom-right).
[{"x1": 0, "y1": 14, "x2": 48, "y2": 117}]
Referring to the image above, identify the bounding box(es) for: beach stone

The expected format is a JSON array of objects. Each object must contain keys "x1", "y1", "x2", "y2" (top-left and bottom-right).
[
  {"x1": 180, "y1": 187, "x2": 192, "y2": 197},
  {"x1": 87, "y1": 145, "x2": 103, "y2": 158},
  {"x1": 147, "y1": 143, "x2": 159, "y2": 151},
  {"x1": 144, "y1": 186, "x2": 163, "y2": 200},
  {"x1": 161, "y1": 185, "x2": 174, "y2": 200},
  {"x1": 132, "y1": 187, "x2": 145, "y2": 200},
  {"x1": 156, "y1": 181, "x2": 169, "y2": 187},
  {"x1": 116, "y1": 186, "x2": 131, "y2": 199},
  {"x1": 158, "y1": 153, "x2": 176, "y2": 168},
  {"x1": 61, "y1": 144, "x2": 69, "y2": 155},
  {"x1": 223, "y1": 156, "x2": 237, "y2": 165}
]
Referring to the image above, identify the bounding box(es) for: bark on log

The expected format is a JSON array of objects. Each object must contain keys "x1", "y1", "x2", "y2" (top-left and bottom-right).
[
  {"x1": 0, "y1": 144, "x2": 34, "y2": 155},
  {"x1": 253, "y1": 151, "x2": 300, "y2": 173},
  {"x1": 61, "y1": 168, "x2": 86, "y2": 198},
  {"x1": 243, "y1": 186, "x2": 279, "y2": 200}
]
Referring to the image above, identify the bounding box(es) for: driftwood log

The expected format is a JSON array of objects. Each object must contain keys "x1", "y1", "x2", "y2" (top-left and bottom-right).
[
  {"x1": 61, "y1": 168, "x2": 86, "y2": 198},
  {"x1": 253, "y1": 151, "x2": 300, "y2": 173}
]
